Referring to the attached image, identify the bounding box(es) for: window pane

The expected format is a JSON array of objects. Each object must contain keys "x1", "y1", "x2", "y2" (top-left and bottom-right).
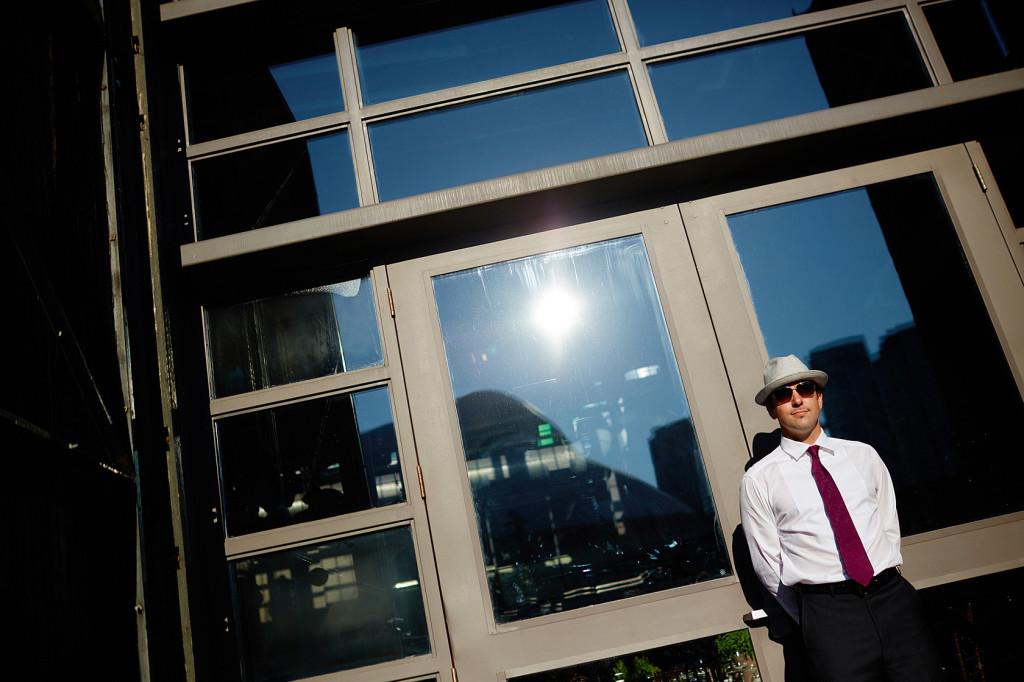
[
  {"x1": 727, "y1": 176, "x2": 1024, "y2": 534},
  {"x1": 433, "y1": 235, "x2": 730, "y2": 624},
  {"x1": 370, "y1": 72, "x2": 647, "y2": 202},
  {"x1": 184, "y1": 34, "x2": 344, "y2": 143},
  {"x1": 924, "y1": 0, "x2": 1023, "y2": 81},
  {"x1": 216, "y1": 386, "x2": 405, "y2": 537},
  {"x1": 511, "y1": 629, "x2": 761, "y2": 681},
  {"x1": 193, "y1": 130, "x2": 359, "y2": 239},
  {"x1": 206, "y1": 277, "x2": 383, "y2": 398},
  {"x1": 230, "y1": 528, "x2": 430, "y2": 682},
  {"x1": 630, "y1": 0, "x2": 862, "y2": 47},
  {"x1": 920, "y1": 567, "x2": 1024, "y2": 679},
  {"x1": 354, "y1": 0, "x2": 618, "y2": 105},
  {"x1": 650, "y1": 13, "x2": 931, "y2": 140}
]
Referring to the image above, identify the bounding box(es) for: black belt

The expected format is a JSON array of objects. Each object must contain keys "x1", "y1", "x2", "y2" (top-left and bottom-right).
[{"x1": 798, "y1": 566, "x2": 901, "y2": 597}]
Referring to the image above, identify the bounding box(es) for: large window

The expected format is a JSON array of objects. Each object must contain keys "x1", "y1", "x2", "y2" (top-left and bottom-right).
[
  {"x1": 432, "y1": 235, "x2": 730, "y2": 622},
  {"x1": 176, "y1": 0, "x2": 1024, "y2": 242},
  {"x1": 726, "y1": 175, "x2": 1024, "y2": 534}
]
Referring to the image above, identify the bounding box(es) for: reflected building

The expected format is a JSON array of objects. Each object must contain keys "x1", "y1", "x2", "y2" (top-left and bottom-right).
[
  {"x1": 454, "y1": 390, "x2": 730, "y2": 622},
  {"x1": 811, "y1": 324, "x2": 968, "y2": 534},
  {"x1": 649, "y1": 418, "x2": 715, "y2": 519}
]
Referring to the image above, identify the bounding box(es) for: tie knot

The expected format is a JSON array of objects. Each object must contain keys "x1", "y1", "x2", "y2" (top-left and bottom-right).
[{"x1": 806, "y1": 444, "x2": 820, "y2": 458}]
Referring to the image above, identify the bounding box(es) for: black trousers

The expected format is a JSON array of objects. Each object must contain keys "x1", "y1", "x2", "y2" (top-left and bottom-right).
[{"x1": 799, "y1": 574, "x2": 943, "y2": 681}]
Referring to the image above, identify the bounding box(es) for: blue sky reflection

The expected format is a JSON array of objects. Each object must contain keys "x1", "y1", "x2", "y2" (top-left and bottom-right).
[
  {"x1": 727, "y1": 188, "x2": 914, "y2": 364},
  {"x1": 433, "y1": 236, "x2": 695, "y2": 489}
]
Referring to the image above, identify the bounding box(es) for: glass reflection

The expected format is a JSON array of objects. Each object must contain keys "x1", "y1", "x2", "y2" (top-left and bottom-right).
[
  {"x1": 193, "y1": 131, "x2": 359, "y2": 239},
  {"x1": 370, "y1": 72, "x2": 646, "y2": 202},
  {"x1": 728, "y1": 175, "x2": 1024, "y2": 534},
  {"x1": 207, "y1": 276, "x2": 383, "y2": 398},
  {"x1": 629, "y1": 0, "x2": 861, "y2": 47},
  {"x1": 354, "y1": 0, "x2": 618, "y2": 105},
  {"x1": 919, "y1": 567, "x2": 1024, "y2": 679},
  {"x1": 185, "y1": 35, "x2": 344, "y2": 143},
  {"x1": 650, "y1": 13, "x2": 931, "y2": 141},
  {"x1": 216, "y1": 386, "x2": 404, "y2": 537},
  {"x1": 230, "y1": 528, "x2": 430, "y2": 682},
  {"x1": 924, "y1": 0, "x2": 1023, "y2": 81},
  {"x1": 433, "y1": 236, "x2": 730, "y2": 624},
  {"x1": 512, "y1": 628, "x2": 761, "y2": 681}
]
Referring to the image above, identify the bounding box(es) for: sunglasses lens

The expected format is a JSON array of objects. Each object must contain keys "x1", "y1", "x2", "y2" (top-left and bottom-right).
[
  {"x1": 771, "y1": 381, "x2": 817, "y2": 403},
  {"x1": 795, "y1": 381, "x2": 817, "y2": 397}
]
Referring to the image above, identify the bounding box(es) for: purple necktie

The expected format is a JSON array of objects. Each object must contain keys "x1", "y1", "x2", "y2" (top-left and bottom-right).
[{"x1": 807, "y1": 445, "x2": 874, "y2": 586}]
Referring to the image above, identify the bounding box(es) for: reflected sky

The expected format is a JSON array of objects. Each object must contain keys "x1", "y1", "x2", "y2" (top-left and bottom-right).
[
  {"x1": 306, "y1": 131, "x2": 359, "y2": 215},
  {"x1": 630, "y1": 0, "x2": 818, "y2": 45},
  {"x1": 370, "y1": 71, "x2": 646, "y2": 202},
  {"x1": 727, "y1": 188, "x2": 914, "y2": 363},
  {"x1": 355, "y1": 0, "x2": 618, "y2": 105},
  {"x1": 651, "y1": 35, "x2": 828, "y2": 140},
  {"x1": 433, "y1": 235, "x2": 693, "y2": 488},
  {"x1": 268, "y1": 52, "x2": 345, "y2": 120}
]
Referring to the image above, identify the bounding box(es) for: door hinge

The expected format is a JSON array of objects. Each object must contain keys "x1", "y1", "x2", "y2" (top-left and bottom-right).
[
  {"x1": 972, "y1": 163, "x2": 988, "y2": 192},
  {"x1": 417, "y1": 465, "x2": 426, "y2": 499},
  {"x1": 387, "y1": 286, "x2": 395, "y2": 318}
]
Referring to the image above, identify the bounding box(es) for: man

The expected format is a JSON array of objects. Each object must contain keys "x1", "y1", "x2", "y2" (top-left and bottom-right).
[{"x1": 739, "y1": 355, "x2": 942, "y2": 681}]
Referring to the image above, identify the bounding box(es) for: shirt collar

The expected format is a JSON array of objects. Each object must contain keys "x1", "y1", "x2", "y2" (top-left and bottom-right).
[{"x1": 779, "y1": 432, "x2": 832, "y2": 461}]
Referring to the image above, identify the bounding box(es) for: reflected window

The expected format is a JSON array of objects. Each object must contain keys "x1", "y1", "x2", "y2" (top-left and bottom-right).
[
  {"x1": 193, "y1": 131, "x2": 358, "y2": 239},
  {"x1": 630, "y1": 0, "x2": 863, "y2": 46},
  {"x1": 354, "y1": 0, "x2": 618, "y2": 105},
  {"x1": 184, "y1": 32, "x2": 344, "y2": 143},
  {"x1": 924, "y1": 0, "x2": 1023, "y2": 81},
  {"x1": 511, "y1": 629, "x2": 761, "y2": 681},
  {"x1": 216, "y1": 386, "x2": 404, "y2": 537},
  {"x1": 433, "y1": 235, "x2": 730, "y2": 624},
  {"x1": 230, "y1": 528, "x2": 429, "y2": 682},
  {"x1": 370, "y1": 72, "x2": 647, "y2": 202},
  {"x1": 650, "y1": 13, "x2": 931, "y2": 141},
  {"x1": 206, "y1": 276, "x2": 383, "y2": 398},
  {"x1": 727, "y1": 175, "x2": 1024, "y2": 534}
]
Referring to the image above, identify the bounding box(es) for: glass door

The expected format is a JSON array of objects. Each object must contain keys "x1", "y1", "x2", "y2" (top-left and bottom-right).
[
  {"x1": 682, "y1": 144, "x2": 1024, "y2": 587},
  {"x1": 388, "y1": 208, "x2": 771, "y2": 681}
]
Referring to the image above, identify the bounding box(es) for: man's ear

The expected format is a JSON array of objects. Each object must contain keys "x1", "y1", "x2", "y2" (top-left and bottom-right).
[{"x1": 766, "y1": 403, "x2": 777, "y2": 420}]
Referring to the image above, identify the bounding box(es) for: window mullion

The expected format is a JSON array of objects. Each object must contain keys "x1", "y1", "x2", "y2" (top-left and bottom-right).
[
  {"x1": 337, "y1": 28, "x2": 378, "y2": 206},
  {"x1": 609, "y1": 0, "x2": 668, "y2": 145},
  {"x1": 906, "y1": 1, "x2": 953, "y2": 85}
]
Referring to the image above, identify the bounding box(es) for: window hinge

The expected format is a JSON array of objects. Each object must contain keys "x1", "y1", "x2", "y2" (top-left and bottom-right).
[
  {"x1": 972, "y1": 163, "x2": 988, "y2": 192},
  {"x1": 417, "y1": 465, "x2": 426, "y2": 499},
  {"x1": 387, "y1": 286, "x2": 395, "y2": 318}
]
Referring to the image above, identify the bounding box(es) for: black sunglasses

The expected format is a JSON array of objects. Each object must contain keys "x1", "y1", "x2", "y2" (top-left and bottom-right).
[{"x1": 771, "y1": 380, "x2": 819, "y2": 404}]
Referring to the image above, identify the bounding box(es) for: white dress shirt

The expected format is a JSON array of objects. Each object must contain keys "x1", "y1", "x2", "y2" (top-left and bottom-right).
[{"x1": 739, "y1": 432, "x2": 902, "y2": 621}]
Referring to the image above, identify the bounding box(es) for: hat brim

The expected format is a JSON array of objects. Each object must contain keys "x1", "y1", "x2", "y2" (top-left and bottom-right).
[{"x1": 754, "y1": 370, "x2": 828, "y2": 405}]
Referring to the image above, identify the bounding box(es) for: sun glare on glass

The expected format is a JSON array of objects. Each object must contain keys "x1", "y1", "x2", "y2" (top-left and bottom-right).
[{"x1": 532, "y1": 287, "x2": 583, "y2": 344}]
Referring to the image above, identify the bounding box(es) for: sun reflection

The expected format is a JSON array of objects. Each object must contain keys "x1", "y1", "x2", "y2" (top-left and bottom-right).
[{"x1": 532, "y1": 287, "x2": 583, "y2": 343}]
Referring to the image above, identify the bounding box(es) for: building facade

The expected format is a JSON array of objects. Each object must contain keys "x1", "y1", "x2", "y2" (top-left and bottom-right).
[{"x1": 125, "y1": 0, "x2": 1024, "y2": 680}]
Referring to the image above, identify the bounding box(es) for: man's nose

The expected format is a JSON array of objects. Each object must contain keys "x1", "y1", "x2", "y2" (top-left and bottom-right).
[{"x1": 790, "y1": 389, "x2": 803, "y2": 405}]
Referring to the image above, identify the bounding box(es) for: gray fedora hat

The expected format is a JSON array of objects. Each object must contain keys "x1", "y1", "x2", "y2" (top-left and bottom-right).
[{"x1": 754, "y1": 355, "x2": 828, "y2": 405}]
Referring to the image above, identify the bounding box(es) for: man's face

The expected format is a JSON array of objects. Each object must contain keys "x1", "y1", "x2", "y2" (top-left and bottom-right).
[{"x1": 768, "y1": 381, "x2": 823, "y2": 443}]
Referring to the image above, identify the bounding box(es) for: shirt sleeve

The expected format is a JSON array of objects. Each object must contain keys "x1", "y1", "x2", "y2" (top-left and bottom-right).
[
  {"x1": 739, "y1": 474, "x2": 800, "y2": 621},
  {"x1": 871, "y1": 445, "x2": 902, "y2": 552}
]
